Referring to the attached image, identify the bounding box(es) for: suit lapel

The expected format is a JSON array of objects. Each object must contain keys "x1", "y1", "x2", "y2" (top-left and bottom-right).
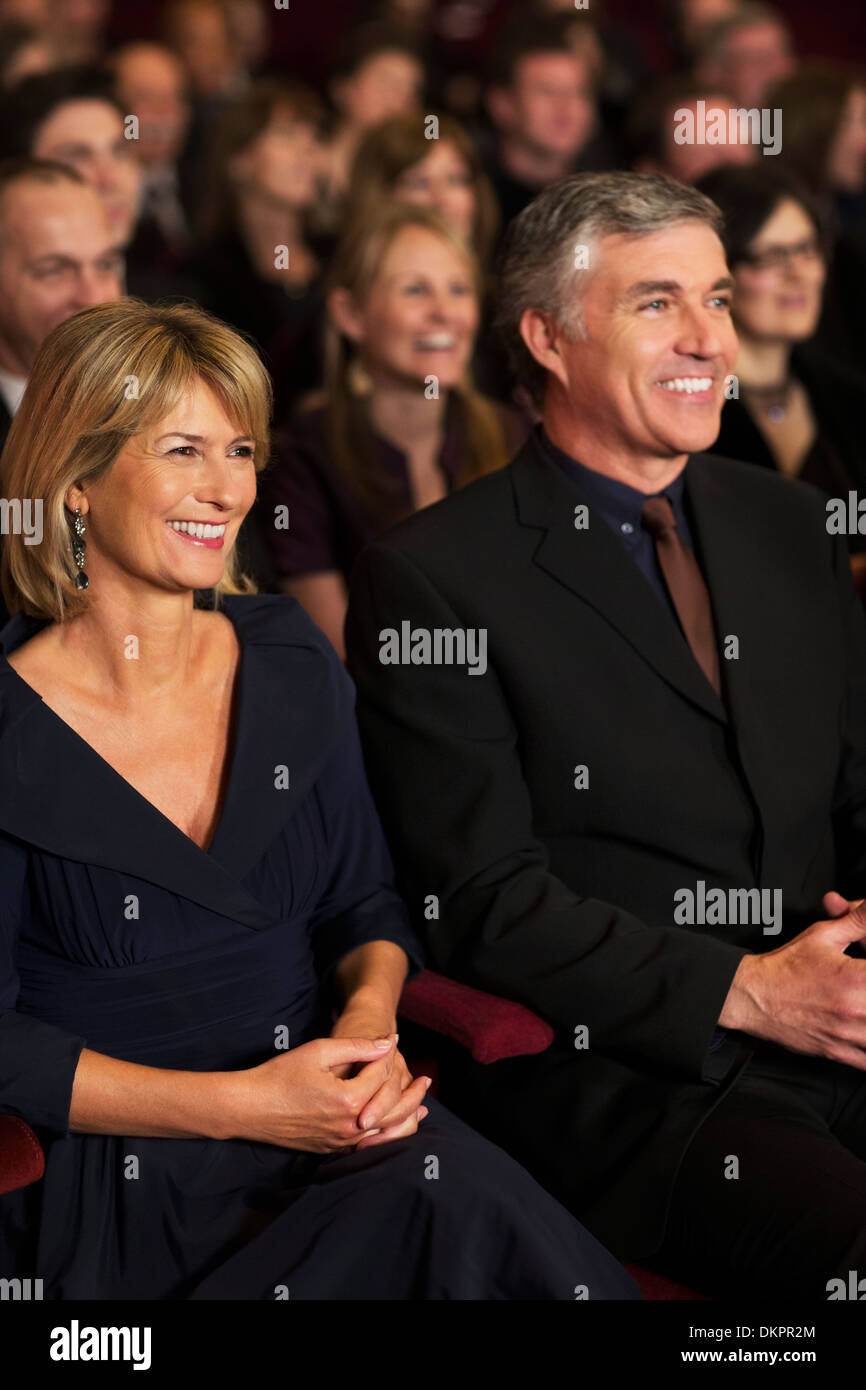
[
  {"x1": 511, "y1": 433, "x2": 727, "y2": 724},
  {"x1": 0, "y1": 595, "x2": 354, "y2": 929}
]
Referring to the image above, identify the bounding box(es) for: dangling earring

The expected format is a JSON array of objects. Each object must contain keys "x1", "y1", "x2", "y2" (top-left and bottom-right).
[
  {"x1": 70, "y1": 507, "x2": 89, "y2": 590},
  {"x1": 347, "y1": 355, "x2": 373, "y2": 398}
]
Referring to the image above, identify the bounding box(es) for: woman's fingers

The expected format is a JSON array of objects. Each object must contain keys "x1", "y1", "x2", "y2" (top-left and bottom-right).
[
  {"x1": 359, "y1": 1073, "x2": 430, "y2": 1134},
  {"x1": 353, "y1": 1105, "x2": 429, "y2": 1151}
]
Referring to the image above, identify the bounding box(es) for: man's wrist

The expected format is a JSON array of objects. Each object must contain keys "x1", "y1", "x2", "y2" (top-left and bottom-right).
[{"x1": 718, "y1": 954, "x2": 761, "y2": 1034}]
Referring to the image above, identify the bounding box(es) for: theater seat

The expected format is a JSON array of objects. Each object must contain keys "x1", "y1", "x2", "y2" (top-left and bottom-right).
[
  {"x1": 0, "y1": 969, "x2": 708, "y2": 1299},
  {"x1": 399, "y1": 968, "x2": 709, "y2": 1301},
  {"x1": 0, "y1": 1113, "x2": 44, "y2": 1195}
]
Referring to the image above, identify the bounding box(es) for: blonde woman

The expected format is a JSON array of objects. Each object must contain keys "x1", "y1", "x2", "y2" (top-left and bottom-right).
[
  {"x1": 260, "y1": 203, "x2": 525, "y2": 658},
  {"x1": 0, "y1": 298, "x2": 639, "y2": 1300}
]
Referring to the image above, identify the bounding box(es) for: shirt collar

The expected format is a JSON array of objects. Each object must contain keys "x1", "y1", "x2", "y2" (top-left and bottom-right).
[
  {"x1": 0, "y1": 366, "x2": 27, "y2": 416},
  {"x1": 369, "y1": 395, "x2": 464, "y2": 483},
  {"x1": 538, "y1": 425, "x2": 689, "y2": 533}
]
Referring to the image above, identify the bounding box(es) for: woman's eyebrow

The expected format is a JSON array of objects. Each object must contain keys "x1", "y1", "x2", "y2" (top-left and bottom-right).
[{"x1": 154, "y1": 433, "x2": 253, "y2": 444}]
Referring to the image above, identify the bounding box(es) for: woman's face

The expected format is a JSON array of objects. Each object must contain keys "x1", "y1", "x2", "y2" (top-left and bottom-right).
[
  {"x1": 732, "y1": 199, "x2": 826, "y2": 344},
  {"x1": 339, "y1": 51, "x2": 424, "y2": 130},
  {"x1": 828, "y1": 86, "x2": 866, "y2": 194},
  {"x1": 232, "y1": 108, "x2": 323, "y2": 208},
  {"x1": 393, "y1": 141, "x2": 477, "y2": 245},
  {"x1": 348, "y1": 225, "x2": 479, "y2": 390},
  {"x1": 71, "y1": 379, "x2": 258, "y2": 598}
]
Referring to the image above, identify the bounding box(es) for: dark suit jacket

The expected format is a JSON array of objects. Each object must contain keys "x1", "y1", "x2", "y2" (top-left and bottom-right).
[{"x1": 345, "y1": 428, "x2": 866, "y2": 1259}]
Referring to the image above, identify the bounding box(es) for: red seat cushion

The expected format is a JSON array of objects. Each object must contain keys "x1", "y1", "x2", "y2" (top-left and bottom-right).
[{"x1": 0, "y1": 1114, "x2": 45, "y2": 1195}]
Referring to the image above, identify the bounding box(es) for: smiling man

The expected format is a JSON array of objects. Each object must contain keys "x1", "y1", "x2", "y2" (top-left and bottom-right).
[
  {"x1": 0, "y1": 158, "x2": 124, "y2": 626},
  {"x1": 345, "y1": 171, "x2": 866, "y2": 1298}
]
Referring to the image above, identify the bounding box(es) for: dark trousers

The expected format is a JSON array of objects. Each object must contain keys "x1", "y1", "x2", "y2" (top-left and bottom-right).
[{"x1": 651, "y1": 1042, "x2": 866, "y2": 1298}]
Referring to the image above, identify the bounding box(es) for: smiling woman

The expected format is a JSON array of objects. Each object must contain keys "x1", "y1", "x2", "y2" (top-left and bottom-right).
[{"x1": 0, "y1": 298, "x2": 271, "y2": 622}]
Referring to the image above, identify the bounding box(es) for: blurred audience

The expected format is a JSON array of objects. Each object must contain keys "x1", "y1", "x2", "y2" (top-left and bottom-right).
[
  {"x1": 193, "y1": 78, "x2": 326, "y2": 418},
  {"x1": 664, "y1": 0, "x2": 741, "y2": 69},
  {"x1": 259, "y1": 204, "x2": 516, "y2": 657},
  {"x1": 770, "y1": 64, "x2": 866, "y2": 373},
  {"x1": 0, "y1": 65, "x2": 141, "y2": 253},
  {"x1": 697, "y1": 163, "x2": 866, "y2": 558},
  {"x1": 110, "y1": 42, "x2": 193, "y2": 270},
  {"x1": 0, "y1": 157, "x2": 123, "y2": 625},
  {"x1": 51, "y1": 0, "x2": 110, "y2": 65},
  {"x1": 0, "y1": 0, "x2": 48, "y2": 21},
  {"x1": 320, "y1": 22, "x2": 425, "y2": 216},
  {"x1": 480, "y1": 13, "x2": 616, "y2": 236},
  {"x1": 223, "y1": 0, "x2": 272, "y2": 76},
  {"x1": 626, "y1": 77, "x2": 756, "y2": 181},
  {"x1": 162, "y1": 0, "x2": 244, "y2": 103},
  {"x1": 695, "y1": 3, "x2": 796, "y2": 107},
  {"x1": 348, "y1": 111, "x2": 499, "y2": 267},
  {"x1": 0, "y1": 160, "x2": 122, "y2": 449},
  {"x1": 0, "y1": 21, "x2": 55, "y2": 88}
]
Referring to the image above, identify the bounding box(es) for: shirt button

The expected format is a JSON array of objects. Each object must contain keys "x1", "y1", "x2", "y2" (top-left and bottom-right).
[{"x1": 620, "y1": 522, "x2": 634, "y2": 534}]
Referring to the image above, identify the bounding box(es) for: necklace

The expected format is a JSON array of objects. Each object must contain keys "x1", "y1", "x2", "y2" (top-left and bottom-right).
[{"x1": 740, "y1": 377, "x2": 792, "y2": 423}]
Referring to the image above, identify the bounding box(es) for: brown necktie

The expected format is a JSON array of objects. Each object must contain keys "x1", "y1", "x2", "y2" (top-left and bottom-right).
[{"x1": 641, "y1": 496, "x2": 721, "y2": 695}]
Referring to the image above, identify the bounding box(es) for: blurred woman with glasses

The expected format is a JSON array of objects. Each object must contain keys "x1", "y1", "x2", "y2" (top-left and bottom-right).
[{"x1": 697, "y1": 165, "x2": 866, "y2": 559}]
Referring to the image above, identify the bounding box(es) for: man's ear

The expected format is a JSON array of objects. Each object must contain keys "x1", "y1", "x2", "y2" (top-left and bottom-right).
[
  {"x1": 328, "y1": 287, "x2": 364, "y2": 343},
  {"x1": 519, "y1": 308, "x2": 571, "y2": 391}
]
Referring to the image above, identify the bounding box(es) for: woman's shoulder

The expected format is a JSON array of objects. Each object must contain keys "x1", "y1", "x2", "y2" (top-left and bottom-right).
[{"x1": 223, "y1": 592, "x2": 350, "y2": 675}]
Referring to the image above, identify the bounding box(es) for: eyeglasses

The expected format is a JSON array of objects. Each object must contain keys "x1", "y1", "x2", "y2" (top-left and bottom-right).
[{"x1": 738, "y1": 238, "x2": 824, "y2": 272}]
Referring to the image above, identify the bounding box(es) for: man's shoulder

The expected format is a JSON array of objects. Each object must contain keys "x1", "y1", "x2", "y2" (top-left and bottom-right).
[{"x1": 690, "y1": 450, "x2": 831, "y2": 518}]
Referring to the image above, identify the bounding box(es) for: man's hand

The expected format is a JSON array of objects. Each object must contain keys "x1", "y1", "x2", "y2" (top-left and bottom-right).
[{"x1": 719, "y1": 897, "x2": 866, "y2": 1067}]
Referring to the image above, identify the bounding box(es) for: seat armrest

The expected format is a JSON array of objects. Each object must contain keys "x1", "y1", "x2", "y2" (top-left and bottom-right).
[
  {"x1": 0, "y1": 1114, "x2": 45, "y2": 1194},
  {"x1": 398, "y1": 969, "x2": 555, "y2": 1065}
]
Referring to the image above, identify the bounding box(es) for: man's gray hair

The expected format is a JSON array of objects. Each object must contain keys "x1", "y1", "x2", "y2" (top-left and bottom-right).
[{"x1": 495, "y1": 171, "x2": 725, "y2": 407}]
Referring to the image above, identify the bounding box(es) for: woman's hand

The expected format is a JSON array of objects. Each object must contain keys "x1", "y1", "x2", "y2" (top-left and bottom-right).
[
  {"x1": 222, "y1": 1035, "x2": 426, "y2": 1154},
  {"x1": 330, "y1": 1006, "x2": 431, "y2": 1150}
]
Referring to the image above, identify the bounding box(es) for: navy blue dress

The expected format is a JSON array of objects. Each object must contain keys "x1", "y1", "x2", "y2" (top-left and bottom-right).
[{"x1": 0, "y1": 594, "x2": 639, "y2": 1300}]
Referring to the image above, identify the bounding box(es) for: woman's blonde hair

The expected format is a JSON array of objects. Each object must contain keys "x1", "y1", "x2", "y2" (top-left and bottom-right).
[
  {"x1": 322, "y1": 202, "x2": 508, "y2": 511},
  {"x1": 0, "y1": 298, "x2": 273, "y2": 623}
]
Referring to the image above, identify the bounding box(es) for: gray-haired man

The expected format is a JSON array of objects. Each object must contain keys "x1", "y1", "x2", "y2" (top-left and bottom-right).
[{"x1": 346, "y1": 171, "x2": 866, "y2": 1297}]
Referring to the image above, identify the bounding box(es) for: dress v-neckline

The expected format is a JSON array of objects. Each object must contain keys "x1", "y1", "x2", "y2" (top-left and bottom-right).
[{"x1": 2, "y1": 615, "x2": 246, "y2": 861}]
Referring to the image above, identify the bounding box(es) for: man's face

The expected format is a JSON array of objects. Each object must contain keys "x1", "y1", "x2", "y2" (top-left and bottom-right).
[
  {"x1": 0, "y1": 180, "x2": 124, "y2": 375},
  {"x1": 716, "y1": 21, "x2": 794, "y2": 107},
  {"x1": 542, "y1": 221, "x2": 738, "y2": 463},
  {"x1": 502, "y1": 53, "x2": 595, "y2": 161},
  {"x1": 32, "y1": 98, "x2": 143, "y2": 243},
  {"x1": 661, "y1": 96, "x2": 756, "y2": 182},
  {"x1": 114, "y1": 47, "x2": 190, "y2": 167}
]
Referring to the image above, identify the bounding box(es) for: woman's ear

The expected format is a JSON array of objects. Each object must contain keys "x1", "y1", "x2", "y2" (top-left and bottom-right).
[
  {"x1": 64, "y1": 485, "x2": 88, "y2": 515},
  {"x1": 328, "y1": 287, "x2": 365, "y2": 344}
]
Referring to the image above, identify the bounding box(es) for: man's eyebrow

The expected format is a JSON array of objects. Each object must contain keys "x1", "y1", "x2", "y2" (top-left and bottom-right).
[{"x1": 618, "y1": 276, "x2": 735, "y2": 305}]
